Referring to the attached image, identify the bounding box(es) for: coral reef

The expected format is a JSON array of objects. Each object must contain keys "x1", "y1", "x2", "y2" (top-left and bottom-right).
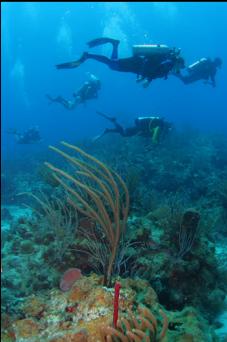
[{"x1": 2, "y1": 130, "x2": 227, "y2": 341}]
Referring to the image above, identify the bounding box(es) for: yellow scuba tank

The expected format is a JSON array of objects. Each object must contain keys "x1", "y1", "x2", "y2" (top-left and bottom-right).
[
  {"x1": 148, "y1": 119, "x2": 161, "y2": 144},
  {"x1": 132, "y1": 44, "x2": 171, "y2": 57},
  {"x1": 151, "y1": 126, "x2": 161, "y2": 144}
]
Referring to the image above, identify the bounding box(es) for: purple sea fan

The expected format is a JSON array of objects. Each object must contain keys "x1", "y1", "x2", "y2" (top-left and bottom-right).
[{"x1": 60, "y1": 268, "x2": 82, "y2": 291}]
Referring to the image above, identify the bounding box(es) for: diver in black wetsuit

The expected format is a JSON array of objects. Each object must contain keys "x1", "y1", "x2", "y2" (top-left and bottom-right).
[
  {"x1": 56, "y1": 38, "x2": 184, "y2": 87},
  {"x1": 93, "y1": 111, "x2": 172, "y2": 144},
  {"x1": 175, "y1": 57, "x2": 222, "y2": 87}
]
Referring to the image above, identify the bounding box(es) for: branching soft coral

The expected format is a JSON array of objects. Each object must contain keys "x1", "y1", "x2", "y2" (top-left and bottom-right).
[
  {"x1": 100, "y1": 306, "x2": 168, "y2": 341},
  {"x1": 45, "y1": 141, "x2": 129, "y2": 287}
]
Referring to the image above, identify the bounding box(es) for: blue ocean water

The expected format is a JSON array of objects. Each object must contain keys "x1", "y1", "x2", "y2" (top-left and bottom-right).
[
  {"x1": 2, "y1": 2, "x2": 227, "y2": 158},
  {"x1": 1, "y1": 3, "x2": 227, "y2": 341}
]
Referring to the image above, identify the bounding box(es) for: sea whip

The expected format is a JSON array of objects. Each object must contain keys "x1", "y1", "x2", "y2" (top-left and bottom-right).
[{"x1": 113, "y1": 281, "x2": 121, "y2": 328}]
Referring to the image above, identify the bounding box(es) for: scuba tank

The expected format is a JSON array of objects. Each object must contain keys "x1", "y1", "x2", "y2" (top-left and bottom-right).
[
  {"x1": 188, "y1": 58, "x2": 207, "y2": 72},
  {"x1": 132, "y1": 44, "x2": 171, "y2": 57},
  {"x1": 151, "y1": 126, "x2": 161, "y2": 144}
]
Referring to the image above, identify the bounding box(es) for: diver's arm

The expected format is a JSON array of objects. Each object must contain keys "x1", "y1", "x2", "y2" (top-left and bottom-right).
[
  {"x1": 142, "y1": 78, "x2": 152, "y2": 88},
  {"x1": 83, "y1": 85, "x2": 91, "y2": 98}
]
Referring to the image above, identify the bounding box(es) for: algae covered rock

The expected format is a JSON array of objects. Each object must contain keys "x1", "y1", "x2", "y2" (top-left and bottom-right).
[{"x1": 1, "y1": 275, "x2": 219, "y2": 342}]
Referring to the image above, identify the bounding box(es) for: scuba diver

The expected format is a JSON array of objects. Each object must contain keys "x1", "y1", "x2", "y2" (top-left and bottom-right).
[
  {"x1": 93, "y1": 111, "x2": 172, "y2": 143},
  {"x1": 175, "y1": 57, "x2": 222, "y2": 87},
  {"x1": 56, "y1": 38, "x2": 185, "y2": 88},
  {"x1": 7, "y1": 127, "x2": 41, "y2": 144},
  {"x1": 46, "y1": 73, "x2": 101, "y2": 110}
]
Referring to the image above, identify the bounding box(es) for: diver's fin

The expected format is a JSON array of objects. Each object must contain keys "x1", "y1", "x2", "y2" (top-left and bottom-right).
[
  {"x1": 46, "y1": 94, "x2": 55, "y2": 104},
  {"x1": 96, "y1": 111, "x2": 116, "y2": 122},
  {"x1": 87, "y1": 37, "x2": 119, "y2": 48},
  {"x1": 46, "y1": 94, "x2": 62, "y2": 105},
  {"x1": 56, "y1": 60, "x2": 82, "y2": 69},
  {"x1": 56, "y1": 53, "x2": 88, "y2": 69},
  {"x1": 92, "y1": 132, "x2": 105, "y2": 142}
]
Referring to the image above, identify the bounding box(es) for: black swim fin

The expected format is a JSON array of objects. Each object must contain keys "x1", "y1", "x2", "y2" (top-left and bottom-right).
[
  {"x1": 92, "y1": 132, "x2": 105, "y2": 142},
  {"x1": 56, "y1": 52, "x2": 88, "y2": 69},
  {"x1": 96, "y1": 111, "x2": 116, "y2": 122},
  {"x1": 87, "y1": 37, "x2": 119, "y2": 48},
  {"x1": 56, "y1": 60, "x2": 82, "y2": 69},
  {"x1": 46, "y1": 94, "x2": 55, "y2": 105}
]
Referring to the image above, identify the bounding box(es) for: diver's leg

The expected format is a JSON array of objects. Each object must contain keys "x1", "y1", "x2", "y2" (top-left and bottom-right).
[
  {"x1": 123, "y1": 126, "x2": 139, "y2": 137},
  {"x1": 96, "y1": 111, "x2": 118, "y2": 122},
  {"x1": 57, "y1": 52, "x2": 120, "y2": 71},
  {"x1": 92, "y1": 127, "x2": 119, "y2": 142},
  {"x1": 87, "y1": 37, "x2": 120, "y2": 60},
  {"x1": 175, "y1": 74, "x2": 191, "y2": 84},
  {"x1": 46, "y1": 94, "x2": 62, "y2": 104},
  {"x1": 110, "y1": 40, "x2": 120, "y2": 60},
  {"x1": 53, "y1": 96, "x2": 74, "y2": 110},
  {"x1": 112, "y1": 121, "x2": 125, "y2": 136},
  {"x1": 46, "y1": 94, "x2": 65, "y2": 105},
  {"x1": 96, "y1": 112, "x2": 125, "y2": 135},
  {"x1": 82, "y1": 53, "x2": 112, "y2": 66},
  {"x1": 87, "y1": 37, "x2": 120, "y2": 48},
  {"x1": 56, "y1": 38, "x2": 120, "y2": 70},
  {"x1": 92, "y1": 122, "x2": 125, "y2": 142},
  {"x1": 55, "y1": 96, "x2": 66, "y2": 105},
  {"x1": 105, "y1": 128, "x2": 120, "y2": 134}
]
